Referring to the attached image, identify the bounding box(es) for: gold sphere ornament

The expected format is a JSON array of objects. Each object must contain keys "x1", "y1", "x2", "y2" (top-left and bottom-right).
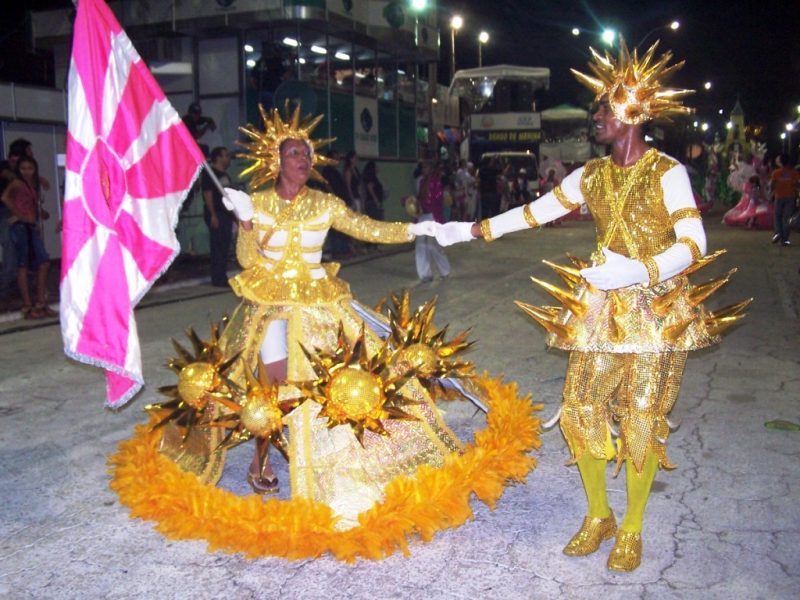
[
  {"x1": 240, "y1": 391, "x2": 284, "y2": 438},
  {"x1": 177, "y1": 362, "x2": 219, "y2": 409},
  {"x1": 394, "y1": 343, "x2": 438, "y2": 377},
  {"x1": 327, "y1": 367, "x2": 384, "y2": 421}
]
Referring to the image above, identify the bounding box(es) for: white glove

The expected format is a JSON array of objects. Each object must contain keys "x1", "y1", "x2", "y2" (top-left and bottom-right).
[
  {"x1": 408, "y1": 221, "x2": 437, "y2": 237},
  {"x1": 579, "y1": 248, "x2": 649, "y2": 290},
  {"x1": 222, "y1": 187, "x2": 254, "y2": 222},
  {"x1": 434, "y1": 222, "x2": 476, "y2": 247}
]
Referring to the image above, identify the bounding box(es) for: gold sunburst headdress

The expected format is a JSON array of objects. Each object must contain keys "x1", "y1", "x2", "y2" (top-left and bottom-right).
[
  {"x1": 238, "y1": 101, "x2": 336, "y2": 189},
  {"x1": 571, "y1": 36, "x2": 694, "y2": 125}
]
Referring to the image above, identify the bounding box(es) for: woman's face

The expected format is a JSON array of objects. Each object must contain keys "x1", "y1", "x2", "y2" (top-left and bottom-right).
[
  {"x1": 18, "y1": 161, "x2": 36, "y2": 183},
  {"x1": 279, "y1": 139, "x2": 312, "y2": 188}
]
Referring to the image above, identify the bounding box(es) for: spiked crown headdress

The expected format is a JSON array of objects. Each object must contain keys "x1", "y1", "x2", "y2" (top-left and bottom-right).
[
  {"x1": 238, "y1": 101, "x2": 336, "y2": 189},
  {"x1": 571, "y1": 37, "x2": 694, "y2": 125}
]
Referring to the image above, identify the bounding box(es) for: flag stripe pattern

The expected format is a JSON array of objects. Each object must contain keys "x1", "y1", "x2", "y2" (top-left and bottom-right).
[{"x1": 61, "y1": 0, "x2": 205, "y2": 407}]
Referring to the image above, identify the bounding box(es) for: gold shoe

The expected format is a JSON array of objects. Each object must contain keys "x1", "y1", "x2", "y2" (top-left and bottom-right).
[
  {"x1": 607, "y1": 530, "x2": 642, "y2": 571},
  {"x1": 563, "y1": 512, "x2": 617, "y2": 556}
]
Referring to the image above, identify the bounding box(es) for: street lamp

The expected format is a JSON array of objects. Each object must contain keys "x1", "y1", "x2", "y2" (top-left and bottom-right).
[
  {"x1": 637, "y1": 20, "x2": 680, "y2": 47},
  {"x1": 571, "y1": 27, "x2": 580, "y2": 36},
  {"x1": 450, "y1": 14, "x2": 463, "y2": 81},
  {"x1": 478, "y1": 31, "x2": 489, "y2": 67},
  {"x1": 703, "y1": 81, "x2": 712, "y2": 90},
  {"x1": 602, "y1": 29, "x2": 616, "y2": 46}
]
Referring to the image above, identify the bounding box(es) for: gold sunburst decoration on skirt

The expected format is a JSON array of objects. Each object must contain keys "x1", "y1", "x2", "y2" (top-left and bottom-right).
[
  {"x1": 146, "y1": 319, "x2": 239, "y2": 441},
  {"x1": 207, "y1": 361, "x2": 304, "y2": 471},
  {"x1": 296, "y1": 324, "x2": 419, "y2": 445},
  {"x1": 377, "y1": 290, "x2": 475, "y2": 383}
]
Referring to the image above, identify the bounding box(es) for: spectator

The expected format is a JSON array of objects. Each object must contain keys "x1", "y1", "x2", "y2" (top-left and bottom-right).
[
  {"x1": 201, "y1": 147, "x2": 233, "y2": 287},
  {"x1": 1, "y1": 156, "x2": 53, "y2": 318},
  {"x1": 769, "y1": 153, "x2": 799, "y2": 246},
  {"x1": 343, "y1": 151, "x2": 362, "y2": 213},
  {"x1": 415, "y1": 160, "x2": 451, "y2": 282},
  {"x1": 0, "y1": 161, "x2": 16, "y2": 292},
  {"x1": 7, "y1": 138, "x2": 51, "y2": 191},
  {"x1": 319, "y1": 150, "x2": 351, "y2": 259},
  {"x1": 362, "y1": 160, "x2": 384, "y2": 221},
  {"x1": 478, "y1": 157, "x2": 501, "y2": 218},
  {"x1": 182, "y1": 102, "x2": 216, "y2": 157}
]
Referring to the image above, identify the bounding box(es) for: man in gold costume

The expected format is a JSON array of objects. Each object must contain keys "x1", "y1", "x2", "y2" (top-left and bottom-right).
[{"x1": 436, "y1": 40, "x2": 746, "y2": 571}]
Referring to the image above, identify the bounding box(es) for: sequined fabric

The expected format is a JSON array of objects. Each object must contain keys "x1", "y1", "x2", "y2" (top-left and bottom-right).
[
  {"x1": 547, "y1": 277, "x2": 719, "y2": 353},
  {"x1": 581, "y1": 149, "x2": 678, "y2": 261},
  {"x1": 231, "y1": 187, "x2": 411, "y2": 305},
  {"x1": 219, "y1": 188, "x2": 462, "y2": 527},
  {"x1": 561, "y1": 351, "x2": 686, "y2": 472}
]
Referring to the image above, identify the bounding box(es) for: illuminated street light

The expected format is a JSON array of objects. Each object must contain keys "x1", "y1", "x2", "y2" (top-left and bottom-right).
[
  {"x1": 726, "y1": 122, "x2": 733, "y2": 130},
  {"x1": 701, "y1": 122, "x2": 709, "y2": 132},
  {"x1": 282, "y1": 37, "x2": 299, "y2": 47},
  {"x1": 638, "y1": 20, "x2": 680, "y2": 46},
  {"x1": 450, "y1": 15, "x2": 463, "y2": 81},
  {"x1": 704, "y1": 81, "x2": 712, "y2": 90},
  {"x1": 718, "y1": 109, "x2": 724, "y2": 115},
  {"x1": 310, "y1": 45, "x2": 327, "y2": 54},
  {"x1": 786, "y1": 123, "x2": 795, "y2": 131},
  {"x1": 602, "y1": 29, "x2": 616, "y2": 45},
  {"x1": 571, "y1": 27, "x2": 580, "y2": 36},
  {"x1": 334, "y1": 51, "x2": 350, "y2": 61},
  {"x1": 246, "y1": 59, "x2": 256, "y2": 68},
  {"x1": 244, "y1": 44, "x2": 254, "y2": 53},
  {"x1": 410, "y1": 0, "x2": 427, "y2": 10},
  {"x1": 478, "y1": 31, "x2": 489, "y2": 67}
]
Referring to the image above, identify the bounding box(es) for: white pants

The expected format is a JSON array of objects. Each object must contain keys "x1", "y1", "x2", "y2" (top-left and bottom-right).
[{"x1": 415, "y1": 213, "x2": 451, "y2": 280}]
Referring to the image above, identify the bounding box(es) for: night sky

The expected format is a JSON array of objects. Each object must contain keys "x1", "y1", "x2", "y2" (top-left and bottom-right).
[
  {"x1": 12, "y1": 1, "x2": 800, "y2": 148},
  {"x1": 446, "y1": 0, "x2": 800, "y2": 144}
]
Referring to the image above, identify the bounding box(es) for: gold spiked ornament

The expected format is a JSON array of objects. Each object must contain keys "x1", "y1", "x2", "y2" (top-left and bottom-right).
[
  {"x1": 571, "y1": 37, "x2": 694, "y2": 124},
  {"x1": 296, "y1": 324, "x2": 420, "y2": 445}
]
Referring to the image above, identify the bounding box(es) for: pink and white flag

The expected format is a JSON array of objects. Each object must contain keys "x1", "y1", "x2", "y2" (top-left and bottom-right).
[{"x1": 61, "y1": 0, "x2": 205, "y2": 407}]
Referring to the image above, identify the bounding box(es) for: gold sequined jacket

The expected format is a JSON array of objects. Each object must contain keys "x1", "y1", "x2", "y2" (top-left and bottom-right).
[{"x1": 488, "y1": 149, "x2": 720, "y2": 353}]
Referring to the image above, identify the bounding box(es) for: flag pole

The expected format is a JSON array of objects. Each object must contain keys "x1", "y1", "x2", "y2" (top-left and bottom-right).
[{"x1": 201, "y1": 159, "x2": 233, "y2": 202}]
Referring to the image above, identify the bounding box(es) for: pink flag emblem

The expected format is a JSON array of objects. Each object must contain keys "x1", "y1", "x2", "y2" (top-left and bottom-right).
[{"x1": 60, "y1": 0, "x2": 205, "y2": 407}]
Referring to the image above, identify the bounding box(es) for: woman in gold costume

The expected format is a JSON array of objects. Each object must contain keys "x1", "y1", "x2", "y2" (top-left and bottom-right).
[
  {"x1": 436, "y1": 39, "x2": 750, "y2": 571},
  {"x1": 109, "y1": 104, "x2": 540, "y2": 561}
]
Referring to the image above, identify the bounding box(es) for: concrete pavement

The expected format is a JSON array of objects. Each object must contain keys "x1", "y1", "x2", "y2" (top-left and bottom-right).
[{"x1": 1, "y1": 217, "x2": 798, "y2": 599}]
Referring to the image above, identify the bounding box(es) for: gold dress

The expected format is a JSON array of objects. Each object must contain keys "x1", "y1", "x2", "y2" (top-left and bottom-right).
[{"x1": 220, "y1": 186, "x2": 462, "y2": 527}]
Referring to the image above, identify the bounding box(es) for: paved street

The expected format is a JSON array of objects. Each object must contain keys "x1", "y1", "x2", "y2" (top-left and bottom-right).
[{"x1": 1, "y1": 217, "x2": 798, "y2": 599}]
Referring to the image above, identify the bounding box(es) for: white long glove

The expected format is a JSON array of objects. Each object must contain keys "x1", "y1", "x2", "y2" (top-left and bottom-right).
[
  {"x1": 408, "y1": 221, "x2": 437, "y2": 237},
  {"x1": 434, "y1": 221, "x2": 476, "y2": 246},
  {"x1": 579, "y1": 248, "x2": 649, "y2": 290},
  {"x1": 222, "y1": 187, "x2": 254, "y2": 222}
]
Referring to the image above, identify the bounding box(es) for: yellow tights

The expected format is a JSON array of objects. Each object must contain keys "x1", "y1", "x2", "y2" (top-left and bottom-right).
[{"x1": 577, "y1": 453, "x2": 659, "y2": 533}]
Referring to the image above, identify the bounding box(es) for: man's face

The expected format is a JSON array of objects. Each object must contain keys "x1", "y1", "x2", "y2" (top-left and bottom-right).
[
  {"x1": 279, "y1": 139, "x2": 312, "y2": 186},
  {"x1": 592, "y1": 98, "x2": 625, "y2": 144},
  {"x1": 218, "y1": 149, "x2": 231, "y2": 170}
]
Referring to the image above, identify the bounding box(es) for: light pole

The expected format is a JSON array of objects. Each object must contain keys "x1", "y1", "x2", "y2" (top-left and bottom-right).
[
  {"x1": 478, "y1": 31, "x2": 489, "y2": 67},
  {"x1": 637, "y1": 20, "x2": 680, "y2": 47},
  {"x1": 450, "y1": 14, "x2": 463, "y2": 81}
]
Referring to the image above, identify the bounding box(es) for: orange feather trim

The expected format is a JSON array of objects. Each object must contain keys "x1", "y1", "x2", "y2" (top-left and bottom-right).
[{"x1": 108, "y1": 374, "x2": 542, "y2": 562}]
